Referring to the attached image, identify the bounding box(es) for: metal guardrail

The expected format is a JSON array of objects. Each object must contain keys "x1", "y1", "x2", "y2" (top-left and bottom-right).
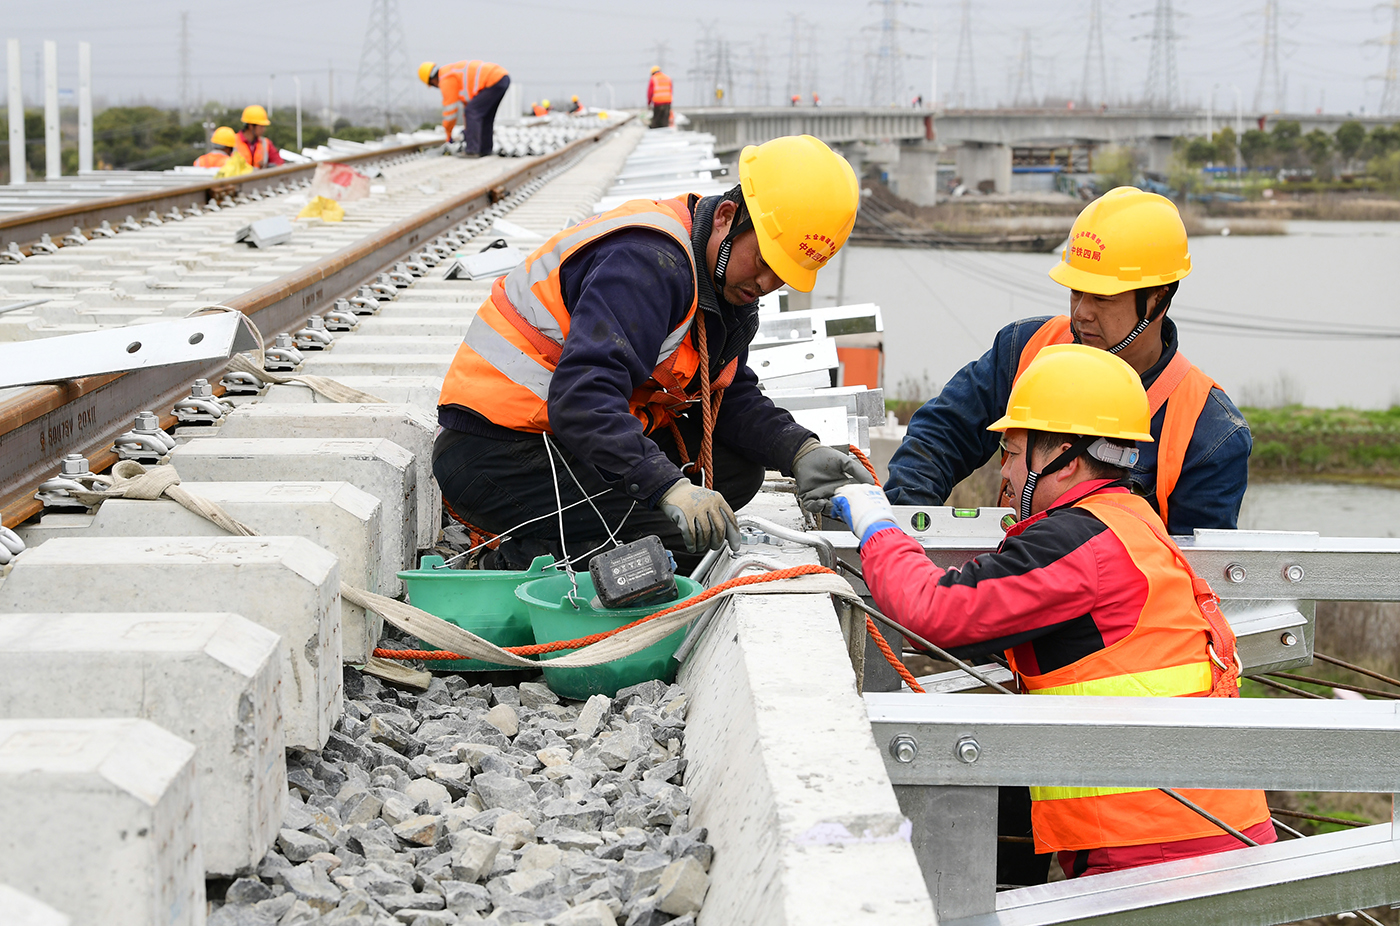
[{"x1": 0, "y1": 120, "x2": 628, "y2": 529}]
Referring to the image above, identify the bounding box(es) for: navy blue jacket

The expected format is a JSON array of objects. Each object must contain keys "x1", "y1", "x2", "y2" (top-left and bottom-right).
[
  {"x1": 439, "y1": 195, "x2": 815, "y2": 507},
  {"x1": 884, "y1": 316, "x2": 1251, "y2": 535}
]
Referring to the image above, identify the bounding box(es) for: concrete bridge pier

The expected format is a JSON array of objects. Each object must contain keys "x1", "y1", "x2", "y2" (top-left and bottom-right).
[{"x1": 952, "y1": 142, "x2": 1011, "y2": 196}]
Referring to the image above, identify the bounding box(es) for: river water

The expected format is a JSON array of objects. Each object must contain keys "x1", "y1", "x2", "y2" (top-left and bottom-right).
[
  {"x1": 811, "y1": 220, "x2": 1400, "y2": 410},
  {"x1": 811, "y1": 220, "x2": 1400, "y2": 536}
]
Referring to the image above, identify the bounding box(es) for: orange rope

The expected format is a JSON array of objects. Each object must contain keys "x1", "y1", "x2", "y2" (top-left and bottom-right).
[
  {"x1": 442, "y1": 498, "x2": 500, "y2": 551},
  {"x1": 866, "y1": 615, "x2": 926, "y2": 692},
  {"x1": 849, "y1": 444, "x2": 879, "y2": 483}
]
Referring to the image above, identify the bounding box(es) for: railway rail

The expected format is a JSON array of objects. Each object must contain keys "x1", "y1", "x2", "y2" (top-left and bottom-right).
[{"x1": 0, "y1": 116, "x2": 629, "y2": 529}]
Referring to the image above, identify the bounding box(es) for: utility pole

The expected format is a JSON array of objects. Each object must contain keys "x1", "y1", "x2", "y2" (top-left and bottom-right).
[
  {"x1": 651, "y1": 41, "x2": 669, "y2": 71},
  {"x1": 1377, "y1": 0, "x2": 1400, "y2": 116},
  {"x1": 950, "y1": 0, "x2": 978, "y2": 108},
  {"x1": 1080, "y1": 0, "x2": 1108, "y2": 107},
  {"x1": 43, "y1": 40, "x2": 58, "y2": 179},
  {"x1": 1141, "y1": 0, "x2": 1180, "y2": 111},
  {"x1": 178, "y1": 11, "x2": 191, "y2": 124},
  {"x1": 1253, "y1": 0, "x2": 1282, "y2": 113},
  {"x1": 353, "y1": 0, "x2": 410, "y2": 130},
  {"x1": 1011, "y1": 31, "x2": 1036, "y2": 106}
]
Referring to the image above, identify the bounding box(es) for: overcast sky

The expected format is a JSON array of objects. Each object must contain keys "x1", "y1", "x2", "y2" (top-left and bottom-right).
[{"x1": 3, "y1": 1, "x2": 1394, "y2": 119}]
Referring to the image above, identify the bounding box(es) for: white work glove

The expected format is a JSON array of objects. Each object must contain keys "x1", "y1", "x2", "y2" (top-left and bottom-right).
[
  {"x1": 791, "y1": 438, "x2": 877, "y2": 513},
  {"x1": 659, "y1": 480, "x2": 741, "y2": 553},
  {"x1": 832, "y1": 484, "x2": 899, "y2": 547}
]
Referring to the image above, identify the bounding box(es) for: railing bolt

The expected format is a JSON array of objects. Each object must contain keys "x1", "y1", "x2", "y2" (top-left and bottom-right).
[
  {"x1": 1281, "y1": 631, "x2": 1298, "y2": 647},
  {"x1": 955, "y1": 736, "x2": 980, "y2": 764},
  {"x1": 1283, "y1": 564, "x2": 1306, "y2": 583},
  {"x1": 1224, "y1": 563, "x2": 1247, "y2": 584},
  {"x1": 889, "y1": 734, "x2": 918, "y2": 764}
]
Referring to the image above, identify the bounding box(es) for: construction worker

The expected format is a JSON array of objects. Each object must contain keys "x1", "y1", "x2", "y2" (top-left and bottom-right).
[
  {"x1": 647, "y1": 66, "x2": 672, "y2": 129},
  {"x1": 568, "y1": 95, "x2": 583, "y2": 114},
  {"x1": 232, "y1": 106, "x2": 283, "y2": 169},
  {"x1": 885, "y1": 187, "x2": 1251, "y2": 536},
  {"x1": 531, "y1": 101, "x2": 547, "y2": 117},
  {"x1": 419, "y1": 60, "x2": 510, "y2": 158},
  {"x1": 790, "y1": 95, "x2": 801, "y2": 107},
  {"x1": 834, "y1": 345, "x2": 1275, "y2": 878},
  {"x1": 194, "y1": 126, "x2": 237, "y2": 168},
  {"x1": 433, "y1": 135, "x2": 871, "y2": 570}
]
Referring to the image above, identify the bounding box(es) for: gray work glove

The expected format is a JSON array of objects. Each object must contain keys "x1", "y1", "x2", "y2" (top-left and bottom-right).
[
  {"x1": 791, "y1": 438, "x2": 877, "y2": 513},
  {"x1": 659, "y1": 479, "x2": 741, "y2": 553}
]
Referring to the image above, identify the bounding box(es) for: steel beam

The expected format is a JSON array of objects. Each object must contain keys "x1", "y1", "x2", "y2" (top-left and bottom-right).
[
  {"x1": 867, "y1": 693, "x2": 1400, "y2": 792},
  {"x1": 947, "y1": 824, "x2": 1400, "y2": 926}
]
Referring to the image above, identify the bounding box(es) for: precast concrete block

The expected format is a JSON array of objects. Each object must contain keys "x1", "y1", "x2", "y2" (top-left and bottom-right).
[
  {"x1": 0, "y1": 535, "x2": 341, "y2": 749},
  {"x1": 168, "y1": 438, "x2": 415, "y2": 595},
  {"x1": 295, "y1": 354, "x2": 456, "y2": 378},
  {"x1": 260, "y1": 376, "x2": 443, "y2": 416},
  {"x1": 0, "y1": 719, "x2": 204, "y2": 926},
  {"x1": 16, "y1": 481, "x2": 384, "y2": 662},
  {"x1": 0, "y1": 884, "x2": 70, "y2": 926},
  {"x1": 213, "y1": 405, "x2": 440, "y2": 551},
  {"x1": 0, "y1": 612, "x2": 286, "y2": 876}
]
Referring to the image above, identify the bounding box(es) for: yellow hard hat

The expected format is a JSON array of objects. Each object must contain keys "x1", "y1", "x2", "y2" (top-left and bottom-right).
[
  {"x1": 1048, "y1": 186, "x2": 1191, "y2": 296},
  {"x1": 210, "y1": 126, "x2": 238, "y2": 148},
  {"x1": 417, "y1": 61, "x2": 436, "y2": 85},
  {"x1": 651, "y1": 65, "x2": 662, "y2": 74},
  {"x1": 988, "y1": 344, "x2": 1154, "y2": 441},
  {"x1": 737, "y1": 135, "x2": 859, "y2": 293},
  {"x1": 571, "y1": 95, "x2": 579, "y2": 102},
  {"x1": 241, "y1": 104, "x2": 270, "y2": 126},
  {"x1": 542, "y1": 99, "x2": 550, "y2": 107}
]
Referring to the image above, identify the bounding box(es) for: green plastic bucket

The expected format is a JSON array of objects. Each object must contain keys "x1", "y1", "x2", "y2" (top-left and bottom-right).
[
  {"x1": 397, "y1": 554, "x2": 557, "y2": 671},
  {"x1": 516, "y1": 572, "x2": 702, "y2": 700}
]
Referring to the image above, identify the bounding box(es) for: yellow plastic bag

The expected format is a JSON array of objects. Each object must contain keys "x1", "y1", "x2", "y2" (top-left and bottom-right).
[
  {"x1": 215, "y1": 153, "x2": 253, "y2": 179},
  {"x1": 296, "y1": 195, "x2": 345, "y2": 222}
]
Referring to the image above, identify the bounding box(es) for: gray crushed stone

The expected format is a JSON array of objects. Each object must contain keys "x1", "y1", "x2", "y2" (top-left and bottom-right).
[{"x1": 210, "y1": 663, "x2": 712, "y2": 926}]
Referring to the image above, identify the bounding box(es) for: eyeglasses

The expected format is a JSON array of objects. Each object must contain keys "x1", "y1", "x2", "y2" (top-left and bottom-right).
[{"x1": 998, "y1": 436, "x2": 1023, "y2": 457}]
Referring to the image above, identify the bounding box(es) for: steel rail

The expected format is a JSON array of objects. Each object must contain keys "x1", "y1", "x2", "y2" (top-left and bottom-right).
[
  {"x1": 0, "y1": 138, "x2": 441, "y2": 253},
  {"x1": 0, "y1": 120, "x2": 628, "y2": 529}
]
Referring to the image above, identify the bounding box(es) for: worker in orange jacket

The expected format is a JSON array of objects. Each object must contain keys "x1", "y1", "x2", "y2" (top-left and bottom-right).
[
  {"x1": 420, "y1": 60, "x2": 510, "y2": 157},
  {"x1": 231, "y1": 106, "x2": 283, "y2": 169},
  {"x1": 568, "y1": 95, "x2": 583, "y2": 114},
  {"x1": 647, "y1": 66, "x2": 672, "y2": 129},
  {"x1": 194, "y1": 126, "x2": 238, "y2": 168}
]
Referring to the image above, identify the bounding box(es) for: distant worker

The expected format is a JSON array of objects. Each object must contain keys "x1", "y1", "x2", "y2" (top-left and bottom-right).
[
  {"x1": 790, "y1": 94, "x2": 801, "y2": 107},
  {"x1": 811, "y1": 92, "x2": 821, "y2": 107},
  {"x1": 433, "y1": 135, "x2": 871, "y2": 570},
  {"x1": 543, "y1": 99, "x2": 552, "y2": 113},
  {"x1": 419, "y1": 59, "x2": 510, "y2": 158},
  {"x1": 886, "y1": 188, "x2": 1251, "y2": 537},
  {"x1": 232, "y1": 106, "x2": 283, "y2": 169},
  {"x1": 647, "y1": 66, "x2": 672, "y2": 129},
  {"x1": 531, "y1": 101, "x2": 547, "y2": 117},
  {"x1": 568, "y1": 95, "x2": 582, "y2": 114},
  {"x1": 194, "y1": 126, "x2": 238, "y2": 168},
  {"x1": 834, "y1": 345, "x2": 1275, "y2": 879}
]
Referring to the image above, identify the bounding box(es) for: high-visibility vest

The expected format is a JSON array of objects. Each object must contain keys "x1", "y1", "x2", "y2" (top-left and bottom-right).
[
  {"x1": 1011, "y1": 490, "x2": 1270, "y2": 853},
  {"x1": 650, "y1": 72, "x2": 673, "y2": 105},
  {"x1": 193, "y1": 150, "x2": 229, "y2": 168},
  {"x1": 231, "y1": 134, "x2": 271, "y2": 170},
  {"x1": 532, "y1": 103, "x2": 547, "y2": 116},
  {"x1": 1012, "y1": 315, "x2": 1217, "y2": 529},
  {"x1": 438, "y1": 60, "x2": 507, "y2": 129},
  {"x1": 438, "y1": 196, "x2": 737, "y2": 434}
]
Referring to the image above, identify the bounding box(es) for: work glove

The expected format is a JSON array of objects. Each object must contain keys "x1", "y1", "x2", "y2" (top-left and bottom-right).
[
  {"x1": 791, "y1": 438, "x2": 877, "y2": 513},
  {"x1": 832, "y1": 484, "x2": 899, "y2": 546},
  {"x1": 659, "y1": 479, "x2": 741, "y2": 554}
]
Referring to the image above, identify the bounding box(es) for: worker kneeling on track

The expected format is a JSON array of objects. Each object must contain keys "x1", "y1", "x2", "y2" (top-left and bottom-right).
[
  {"x1": 434, "y1": 135, "x2": 873, "y2": 571},
  {"x1": 884, "y1": 187, "x2": 1250, "y2": 537},
  {"x1": 834, "y1": 344, "x2": 1275, "y2": 879}
]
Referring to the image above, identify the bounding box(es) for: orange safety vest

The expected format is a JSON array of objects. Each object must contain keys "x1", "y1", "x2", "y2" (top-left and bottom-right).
[
  {"x1": 193, "y1": 150, "x2": 229, "y2": 168},
  {"x1": 650, "y1": 72, "x2": 673, "y2": 105},
  {"x1": 438, "y1": 196, "x2": 737, "y2": 435},
  {"x1": 232, "y1": 134, "x2": 271, "y2": 170},
  {"x1": 439, "y1": 60, "x2": 508, "y2": 131},
  {"x1": 1013, "y1": 490, "x2": 1270, "y2": 854},
  {"x1": 1010, "y1": 315, "x2": 1217, "y2": 529},
  {"x1": 532, "y1": 103, "x2": 548, "y2": 116}
]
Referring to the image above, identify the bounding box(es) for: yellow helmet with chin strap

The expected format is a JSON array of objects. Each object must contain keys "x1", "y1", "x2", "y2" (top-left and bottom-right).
[
  {"x1": 240, "y1": 104, "x2": 270, "y2": 126},
  {"x1": 650, "y1": 65, "x2": 662, "y2": 74},
  {"x1": 736, "y1": 135, "x2": 859, "y2": 293},
  {"x1": 1049, "y1": 186, "x2": 1191, "y2": 296},
  {"x1": 210, "y1": 126, "x2": 238, "y2": 148},
  {"x1": 417, "y1": 61, "x2": 436, "y2": 84}
]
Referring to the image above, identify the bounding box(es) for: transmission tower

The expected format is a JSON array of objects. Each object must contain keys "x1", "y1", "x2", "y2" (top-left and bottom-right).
[
  {"x1": 1376, "y1": 0, "x2": 1399, "y2": 115},
  {"x1": 1011, "y1": 31, "x2": 1036, "y2": 106},
  {"x1": 353, "y1": 0, "x2": 411, "y2": 130},
  {"x1": 865, "y1": 0, "x2": 924, "y2": 106},
  {"x1": 804, "y1": 22, "x2": 821, "y2": 102},
  {"x1": 178, "y1": 12, "x2": 191, "y2": 123},
  {"x1": 1252, "y1": 0, "x2": 1283, "y2": 112},
  {"x1": 652, "y1": 41, "x2": 670, "y2": 71},
  {"x1": 950, "y1": 0, "x2": 978, "y2": 108},
  {"x1": 1141, "y1": 0, "x2": 1180, "y2": 110},
  {"x1": 786, "y1": 15, "x2": 803, "y2": 101},
  {"x1": 1080, "y1": 0, "x2": 1109, "y2": 106}
]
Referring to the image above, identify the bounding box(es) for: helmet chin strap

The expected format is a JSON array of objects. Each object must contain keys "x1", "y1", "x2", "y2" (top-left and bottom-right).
[
  {"x1": 1070, "y1": 290, "x2": 1163, "y2": 355},
  {"x1": 1017, "y1": 435, "x2": 1098, "y2": 521},
  {"x1": 712, "y1": 200, "x2": 753, "y2": 296}
]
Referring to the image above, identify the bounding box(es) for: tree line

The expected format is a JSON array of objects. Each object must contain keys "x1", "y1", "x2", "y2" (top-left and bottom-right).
[{"x1": 1176, "y1": 120, "x2": 1400, "y2": 182}]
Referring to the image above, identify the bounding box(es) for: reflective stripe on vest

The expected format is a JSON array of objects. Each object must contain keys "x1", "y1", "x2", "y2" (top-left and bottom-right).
[
  {"x1": 438, "y1": 197, "x2": 704, "y2": 434},
  {"x1": 232, "y1": 135, "x2": 269, "y2": 169},
  {"x1": 466, "y1": 60, "x2": 503, "y2": 98},
  {"x1": 1012, "y1": 315, "x2": 1218, "y2": 527},
  {"x1": 1016, "y1": 490, "x2": 1269, "y2": 852}
]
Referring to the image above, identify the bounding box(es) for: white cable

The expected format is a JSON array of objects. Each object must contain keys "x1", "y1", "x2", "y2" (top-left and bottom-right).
[
  {"x1": 434, "y1": 487, "x2": 617, "y2": 568},
  {"x1": 543, "y1": 432, "x2": 583, "y2": 607},
  {"x1": 543, "y1": 432, "x2": 628, "y2": 549}
]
